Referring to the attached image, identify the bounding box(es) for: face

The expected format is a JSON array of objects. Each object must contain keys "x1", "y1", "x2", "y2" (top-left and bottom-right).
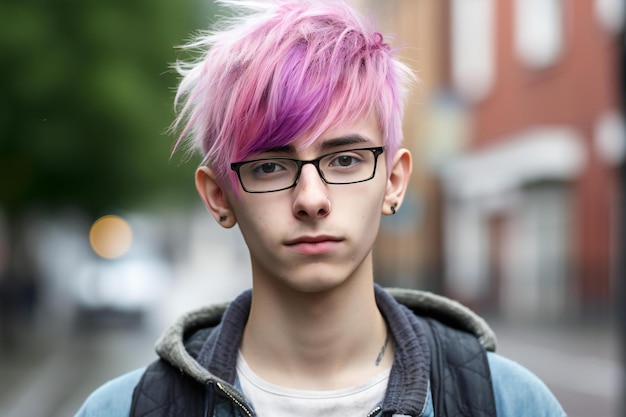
[{"x1": 197, "y1": 114, "x2": 410, "y2": 295}]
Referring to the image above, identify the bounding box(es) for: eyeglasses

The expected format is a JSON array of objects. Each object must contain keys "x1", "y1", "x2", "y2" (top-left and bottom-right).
[{"x1": 230, "y1": 146, "x2": 385, "y2": 193}]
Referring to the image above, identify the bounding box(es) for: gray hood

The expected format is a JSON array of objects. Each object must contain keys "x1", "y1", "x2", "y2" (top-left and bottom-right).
[
  {"x1": 154, "y1": 286, "x2": 496, "y2": 387},
  {"x1": 385, "y1": 287, "x2": 496, "y2": 351}
]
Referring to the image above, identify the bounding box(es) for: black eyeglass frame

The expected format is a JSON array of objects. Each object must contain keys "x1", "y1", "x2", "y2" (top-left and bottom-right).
[{"x1": 230, "y1": 146, "x2": 386, "y2": 193}]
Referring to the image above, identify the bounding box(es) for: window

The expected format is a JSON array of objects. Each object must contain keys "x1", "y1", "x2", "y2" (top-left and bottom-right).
[
  {"x1": 595, "y1": 0, "x2": 625, "y2": 33},
  {"x1": 514, "y1": 0, "x2": 564, "y2": 68},
  {"x1": 451, "y1": 0, "x2": 495, "y2": 101}
]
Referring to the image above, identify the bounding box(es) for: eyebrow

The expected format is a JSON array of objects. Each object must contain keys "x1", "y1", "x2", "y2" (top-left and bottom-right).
[
  {"x1": 263, "y1": 134, "x2": 372, "y2": 155},
  {"x1": 318, "y1": 134, "x2": 371, "y2": 151}
]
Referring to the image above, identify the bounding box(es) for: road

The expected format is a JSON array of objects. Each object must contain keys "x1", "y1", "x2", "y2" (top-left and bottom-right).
[
  {"x1": 0, "y1": 310, "x2": 618, "y2": 417},
  {"x1": 0, "y1": 317, "x2": 161, "y2": 417},
  {"x1": 491, "y1": 319, "x2": 620, "y2": 417}
]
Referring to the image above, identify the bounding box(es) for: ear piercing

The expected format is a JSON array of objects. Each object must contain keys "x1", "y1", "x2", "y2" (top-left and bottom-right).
[
  {"x1": 390, "y1": 202, "x2": 398, "y2": 215},
  {"x1": 219, "y1": 215, "x2": 228, "y2": 222}
]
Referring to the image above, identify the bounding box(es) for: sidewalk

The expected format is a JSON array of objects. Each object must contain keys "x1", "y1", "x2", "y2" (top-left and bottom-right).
[
  {"x1": 488, "y1": 317, "x2": 620, "y2": 417},
  {"x1": 0, "y1": 320, "x2": 71, "y2": 417}
]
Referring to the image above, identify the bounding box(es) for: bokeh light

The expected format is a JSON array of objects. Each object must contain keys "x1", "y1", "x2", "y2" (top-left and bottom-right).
[{"x1": 89, "y1": 215, "x2": 133, "y2": 259}]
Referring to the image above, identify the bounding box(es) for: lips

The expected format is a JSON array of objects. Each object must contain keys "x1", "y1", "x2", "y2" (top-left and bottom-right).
[
  {"x1": 284, "y1": 235, "x2": 343, "y2": 255},
  {"x1": 286, "y1": 235, "x2": 340, "y2": 245}
]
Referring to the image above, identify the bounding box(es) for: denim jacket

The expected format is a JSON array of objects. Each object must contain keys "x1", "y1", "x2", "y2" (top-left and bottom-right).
[{"x1": 75, "y1": 286, "x2": 567, "y2": 416}]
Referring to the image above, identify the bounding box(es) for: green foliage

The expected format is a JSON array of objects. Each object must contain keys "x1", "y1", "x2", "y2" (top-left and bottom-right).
[{"x1": 0, "y1": 0, "x2": 215, "y2": 215}]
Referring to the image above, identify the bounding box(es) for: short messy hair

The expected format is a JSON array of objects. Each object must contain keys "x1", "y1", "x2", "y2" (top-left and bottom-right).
[{"x1": 172, "y1": 0, "x2": 415, "y2": 191}]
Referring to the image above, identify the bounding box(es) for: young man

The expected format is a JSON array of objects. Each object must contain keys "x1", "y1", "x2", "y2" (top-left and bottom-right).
[{"x1": 76, "y1": 1, "x2": 567, "y2": 416}]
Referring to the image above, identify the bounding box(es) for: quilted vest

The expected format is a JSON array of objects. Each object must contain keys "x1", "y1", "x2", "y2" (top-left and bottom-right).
[{"x1": 422, "y1": 318, "x2": 496, "y2": 417}]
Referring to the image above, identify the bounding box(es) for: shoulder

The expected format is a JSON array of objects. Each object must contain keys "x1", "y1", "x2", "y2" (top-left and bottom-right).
[
  {"x1": 487, "y1": 352, "x2": 567, "y2": 417},
  {"x1": 421, "y1": 353, "x2": 567, "y2": 417},
  {"x1": 74, "y1": 368, "x2": 145, "y2": 417}
]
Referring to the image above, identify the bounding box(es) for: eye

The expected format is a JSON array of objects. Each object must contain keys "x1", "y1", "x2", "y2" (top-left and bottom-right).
[
  {"x1": 253, "y1": 162, "x2": 284, "y2": 174},
  {"x1": 247, "y1": 160, "x2": 291, "y2": 177},
  {"x1": 329, "y1": 154, "x2": 361, "y2": 168},
  {"x1": 336, "y1": 155, "x2": 355, "y2": 167}
]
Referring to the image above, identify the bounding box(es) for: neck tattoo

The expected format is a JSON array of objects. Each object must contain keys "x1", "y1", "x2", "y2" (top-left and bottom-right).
[{"x1": 375, "y1": 330, "x2": 390, "y2": 367}]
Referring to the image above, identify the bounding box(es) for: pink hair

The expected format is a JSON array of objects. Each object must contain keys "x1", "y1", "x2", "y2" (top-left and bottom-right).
[{"x1": 172, "y1": 0, "x2": 415, "y2": 192}]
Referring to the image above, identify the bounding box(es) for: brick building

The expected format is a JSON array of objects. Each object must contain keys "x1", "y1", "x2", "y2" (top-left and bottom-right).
[{"x1": 358, "y1": 0, "x2": 624, "y2": 320}]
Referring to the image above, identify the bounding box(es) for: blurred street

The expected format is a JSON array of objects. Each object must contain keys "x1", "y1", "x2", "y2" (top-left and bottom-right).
[
  {"x1": 0, "y1": 209, "x2": 255, "y2": 417},
  {"x1": 0, "y1": 318, "x2": 161, "y2": 417}
]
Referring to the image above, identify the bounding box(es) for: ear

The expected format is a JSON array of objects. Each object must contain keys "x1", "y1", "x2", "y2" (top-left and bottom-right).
[
  {"x1": 382, "y1": 148, "x2": 412, "y2": 215},
  {"x1": 195, "y1": 166, "x2": 237, "y2": 228}
]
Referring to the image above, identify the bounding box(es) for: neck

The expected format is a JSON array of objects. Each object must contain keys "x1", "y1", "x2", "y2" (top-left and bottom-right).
[{"x1": 241, "y1": 259, "x2": 392, "y2": 390}]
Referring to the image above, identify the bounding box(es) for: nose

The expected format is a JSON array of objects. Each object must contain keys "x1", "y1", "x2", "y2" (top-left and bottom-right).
[{"x1": 292, "y1": 164, "x2": 331, "y2": 219}]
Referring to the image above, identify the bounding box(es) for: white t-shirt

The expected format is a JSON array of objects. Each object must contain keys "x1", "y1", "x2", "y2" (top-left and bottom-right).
[{"x1": 237, "y1": 352, "x2": 390, "y2": 417}]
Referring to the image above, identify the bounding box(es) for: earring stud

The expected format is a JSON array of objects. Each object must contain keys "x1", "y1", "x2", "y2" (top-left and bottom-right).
[
  {"x1": 390, "y1": 202, "x2": 398, "y2": 215},
  {"x1": 219, "y1": 215, "x2": 228, "y2": 222}
]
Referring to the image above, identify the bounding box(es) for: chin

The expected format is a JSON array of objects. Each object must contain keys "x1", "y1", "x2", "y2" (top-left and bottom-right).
[
  {"x1": 289, "y1": 280, "x2": 344, "y2": 294},
  {"x1": 278, "y1": 268, "x2": 357, "y2": 295},
  {"x1": 254, "y1": 253, "x2": 371, "y2": 294}
]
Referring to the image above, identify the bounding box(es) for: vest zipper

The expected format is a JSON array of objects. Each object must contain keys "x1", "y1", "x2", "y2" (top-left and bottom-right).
[
  {"x1": 366, "y1": 405, "x2": 382, "y2": 417},
  {"x1": 216, "y1": 381, "x2": 254, "y2": 417},
  {"x1": 205, "y1": 380, "x2": 254, "y2": 417}
]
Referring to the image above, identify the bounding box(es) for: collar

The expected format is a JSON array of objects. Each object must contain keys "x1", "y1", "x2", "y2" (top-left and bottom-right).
[{"x1": 191, "y1": 285, "x2": 431, "y2": 416}]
